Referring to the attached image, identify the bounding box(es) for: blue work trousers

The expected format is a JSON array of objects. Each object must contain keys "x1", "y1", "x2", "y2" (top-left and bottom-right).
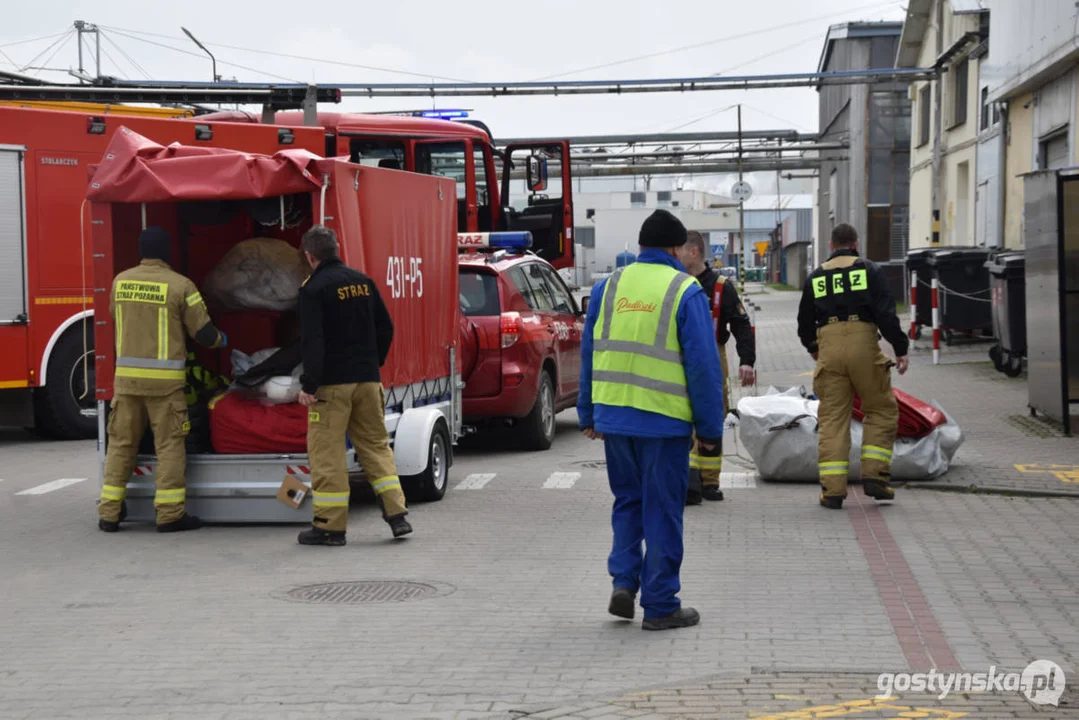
[{"x1": 603, "y1": 433, "x2": 692, "y2": 619}]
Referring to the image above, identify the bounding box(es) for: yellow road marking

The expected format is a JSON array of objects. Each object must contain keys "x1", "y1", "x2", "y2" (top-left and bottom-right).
[
  {"x1": 748, "y1": 697, "x2": 968, "y2": 720},
  {"x1": 1015, "y1": 463, "x2": 1079, "y2": 483}
]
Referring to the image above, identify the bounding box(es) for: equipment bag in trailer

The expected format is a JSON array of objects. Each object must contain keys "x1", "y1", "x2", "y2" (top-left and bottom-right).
[{"x1": 88, "y1": 128, "x2": 461, "y2": 523}]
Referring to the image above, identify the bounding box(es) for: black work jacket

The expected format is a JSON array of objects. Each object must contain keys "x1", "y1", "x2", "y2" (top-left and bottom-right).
[
  {"x1": 298, "y1": 257, "x2": 394, "y2": 393},
  {"x1": 796, "y1": 249, "x2": 908, "y2": 356},
  {"x1": 696, "y1": 265, "x2": 755, "y2": 368}
]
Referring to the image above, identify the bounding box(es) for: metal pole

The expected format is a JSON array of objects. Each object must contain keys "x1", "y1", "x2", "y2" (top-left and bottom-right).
[
  {"x1": 182, "y1": 27, "x2": 219, "y2": 82},
  {"x1": 931, "y1": 0, "x2": 943, "y2": 246},
  {"x1": 909, "y1": 270, "x2": 918, "y2": 347},
  {"x1": 75, "y1": 21, "x2": 85, "y2": 82},
  {"x1": 931, "y1": 277, "x2": 940, "y2": 364},
  {"x1": 775, "y1": 138, "x2": 782, "y2": 284},
  {"x1": 738, "y1": 104, "x2": 745, "y2": 295},
  {"x1": 94, "y1": 26, "x2": 101, "y2": 80}
]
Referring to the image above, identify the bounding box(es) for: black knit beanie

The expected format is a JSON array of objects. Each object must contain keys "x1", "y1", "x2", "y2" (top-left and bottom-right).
[
  {"x1": 138, "y1": 226, "x2": 171, "y2": 262},
  {"x1": 638, "y1": 209, "x2": 687, "y2": 248}
]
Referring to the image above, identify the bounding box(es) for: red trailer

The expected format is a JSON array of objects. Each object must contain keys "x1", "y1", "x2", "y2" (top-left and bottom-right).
[
  {"x1": 0, "y1": 106, "x2": 325, "y2": 438},
  {"x1": 88, "y1": 128, "x2": 460, "y2": 523}
]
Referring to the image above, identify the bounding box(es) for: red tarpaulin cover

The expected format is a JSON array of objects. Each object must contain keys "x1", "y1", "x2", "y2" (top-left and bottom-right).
[
  {"x1": 87, "y1": 125, "x2": 324, "y2": 202},
  {"x1": 853, "y1": 388, "x2": 946, "y2": 438},
  {"x1": 210, "y1": 392, "x2": 308, "y2": 454}
]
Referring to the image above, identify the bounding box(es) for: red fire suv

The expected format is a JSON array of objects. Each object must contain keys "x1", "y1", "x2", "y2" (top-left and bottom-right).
[{"x1": 457, "y1": 232, "x2": 584, "y2": 450}]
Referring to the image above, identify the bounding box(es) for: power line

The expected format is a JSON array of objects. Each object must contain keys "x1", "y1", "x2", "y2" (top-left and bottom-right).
[
  {"x1": 742, "y1": 103, "x2": 815, "y2": 133},
  {"x1": 30, "y1": 31, "x2": 74, "y2": 77},
  {"x1": 100, "y1": 24, "x2": 473, "y2": 83},
  {"x1": 100, "y1": 31, "x2": 151, "y2": 79},
  {"x1": 19, "y1": 29, "x2": 73, "y2": 72},
  {"x1": 711, "y1": 33, "x2": 823, "y2": 77},
  {"x1": 104, "y1": 29, "x2": 302, "y2": 83},
  {"x1": 0, "y1": 31, "x2": 68, "y2": 49},
  {"x1": 96, "y1": 41, "x2": 128, "y2": 80},
  {"x1": 531, "y1": 0, "x2": 903, "y2": 81}
]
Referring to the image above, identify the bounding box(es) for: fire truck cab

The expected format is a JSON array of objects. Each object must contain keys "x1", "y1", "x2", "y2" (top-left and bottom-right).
[
  {"x1": 0, "y1": 106, "x2": 325, "y2": 439},
  {"x1": 199, "y1": 110, "x2": 576, "y2": 272}
]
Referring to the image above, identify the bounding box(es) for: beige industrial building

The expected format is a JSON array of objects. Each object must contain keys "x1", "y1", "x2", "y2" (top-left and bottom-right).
[{"x1": 899, "y1": 0, "x2": 1079, "y2": 249}]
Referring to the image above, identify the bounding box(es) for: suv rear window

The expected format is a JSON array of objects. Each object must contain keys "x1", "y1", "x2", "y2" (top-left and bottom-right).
[{"x1": 459, "y1": 270, "x2": 500, "y2": 316}]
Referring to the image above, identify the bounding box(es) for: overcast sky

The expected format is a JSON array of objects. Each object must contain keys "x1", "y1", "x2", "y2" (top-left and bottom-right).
[{"x1": 3, "y1": 0, "x2": 906, "y2": 195}]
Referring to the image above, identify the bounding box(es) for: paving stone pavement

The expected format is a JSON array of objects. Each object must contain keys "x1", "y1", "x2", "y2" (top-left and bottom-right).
[{"x1": 1, "y1": 284, "x2": 1078, "y2": 719}]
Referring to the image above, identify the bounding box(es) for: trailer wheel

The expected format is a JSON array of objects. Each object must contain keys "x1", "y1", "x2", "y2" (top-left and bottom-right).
[
  {"x1": 518, "y1": 372, "x2": 555, "y2": 451},
  {"x1": 33, "y1": 327, "x2": 97, "y2": 440},
  {"x1": 404, "y1": 422, "x2": 450, "y2": 503}
]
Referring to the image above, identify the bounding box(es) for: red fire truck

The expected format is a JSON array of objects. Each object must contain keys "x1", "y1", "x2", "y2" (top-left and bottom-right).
[
  {"x1": 0, "y1": 106, "x2": 326, "y2": 439},
  {"x1": 198, "y1": 110, "x2": 576, "y2": 272}
]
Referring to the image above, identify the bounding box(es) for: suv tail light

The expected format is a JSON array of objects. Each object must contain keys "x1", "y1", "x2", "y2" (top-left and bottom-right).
[{"x1": 500, "y1": 312, "x2": 521, "y2": 348}]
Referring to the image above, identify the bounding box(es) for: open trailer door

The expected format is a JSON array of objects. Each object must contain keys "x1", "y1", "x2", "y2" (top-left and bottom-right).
[{"x1": 499, "y1": 141, "x2": 573, "y2": 270}]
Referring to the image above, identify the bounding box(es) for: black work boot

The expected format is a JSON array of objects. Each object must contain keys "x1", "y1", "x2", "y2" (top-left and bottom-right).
[
  {"x1": 686, "y1": 490, "x2": 702, "y2": 505},
  {"x1": 608, "y1": 587, "x2": 635, "y2": 620},
  {"x1": 156, "y1": 513, "x2": 203, "y2": 533},
  {"x1": 863, "y1": 479, "x2": 896, "y2": 501},
  {"x1": 642, "y1": 607, "x2": 700, "y2": 631},
  {"x1": 819, "y1": 493, "x2": 844, "y2": 510},
  {"x1": 297, "y1": 526, "x2": 346, "y2": 546},
  {"x1": 388, "y1": 515, "x2": 413, "y2": 538},
  {"x1": 98, "y1": 518, "x2": 120, "y2": 533},
  {"x1": 702, "y1": 485, "x2": 725, "y2": 502}
]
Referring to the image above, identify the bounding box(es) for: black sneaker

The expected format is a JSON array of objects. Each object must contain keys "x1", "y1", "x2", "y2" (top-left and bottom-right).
[
  {"x1": 819, "y1": 494, "x2": 844, "y2": 510},
  {"x1": 702, "y1": 486, "x2": 724, "y2": 502},
  {"x1": 388, "y1": 516, "x2": 413, "y2": 538},
  {"x1": 98, "y1": 518, "x2": 120, "y2": 533},
  {"x1": 156, "y1": 514, "x2": 203, "y2": 533},
  {"x1": 686, "y1": 490, "x2": 703, "y2": 506},
  {"x1": 297, "y1": 527, "x2": 346, "y2": 546},
  {"x1": 642, "y1": 607, "x2": 700, "y2": 631},
  {"x1": 608, "y1": 587, "x2": 635, "y2": 620},
  {"x1": 863, "y1": 479, "x2": 895, "y2": 501}
]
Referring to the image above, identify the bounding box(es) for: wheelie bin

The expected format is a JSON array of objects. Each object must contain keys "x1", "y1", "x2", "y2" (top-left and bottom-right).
[
  {"x1": 926, "y1": 247, "x2": 992, "y2": 343},
  {"x1": 986, "y1": 250, "x2": 1026, "y2": 377}
]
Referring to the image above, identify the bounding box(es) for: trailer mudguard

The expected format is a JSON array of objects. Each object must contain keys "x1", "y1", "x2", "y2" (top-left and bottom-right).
[{"x1": 393, "y1": 406, "x2": 448, "y2": 476}]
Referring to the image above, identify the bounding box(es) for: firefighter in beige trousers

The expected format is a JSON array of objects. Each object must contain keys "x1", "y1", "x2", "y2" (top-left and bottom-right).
[
  {"x1": 796, "y1": 223, "x2": 909, "y2": 509},
  {"x1": 296, "y1": 226, "x2": 412, "y2": 545},
  {"x1": 98, "y1": 227, "x2": 226, "y2": 533}
]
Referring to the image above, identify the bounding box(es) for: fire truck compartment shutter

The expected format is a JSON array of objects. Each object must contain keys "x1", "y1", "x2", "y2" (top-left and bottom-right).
[{"x1": 0, "y1": 148, "x2": 27, "y2": 323}]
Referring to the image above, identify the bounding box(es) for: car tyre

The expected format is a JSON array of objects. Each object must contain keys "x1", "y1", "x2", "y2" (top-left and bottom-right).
[
  {"x1": 519, "y1": 372, "x2": 555, "y2": 451},
  {"x1": 404, "y1": 423, "x2": 450, "y2": 503}
]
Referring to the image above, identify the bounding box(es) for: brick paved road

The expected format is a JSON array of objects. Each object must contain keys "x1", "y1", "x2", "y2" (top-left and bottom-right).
[{"x1": 0, "y1": 285, "x2": 1076, "y2": 719}]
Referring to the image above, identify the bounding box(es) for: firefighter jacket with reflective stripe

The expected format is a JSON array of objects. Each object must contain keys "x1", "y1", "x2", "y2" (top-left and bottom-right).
[
  {"x1": 111, "y1": 259, "x2": 223, "y2": 397},
  {"x1": 578, "y1": 249, "x2": 726, "y2": 442},
  {"x1": 796, "y1": 249, "x2": 909, "y2": 357}
]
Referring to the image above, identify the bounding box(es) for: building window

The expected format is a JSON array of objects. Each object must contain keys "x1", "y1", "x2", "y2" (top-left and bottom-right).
[
  {"x1": 951, "y1": 57, "x2": 969, "y2": 127},
  {"x1": 890, "y1": 206, "x2": 910, "y2": 261},
  {"x1": 657, "y1": 190, "x2": 672, "y2": 207},
  {"x1": 1039, "y1": 130, "x2": 1069, "y2": 170},
  {"x1": 630, "y1": 191, "x2": 646, "y2": 207},
  {"x1": 919, "y1": 85, "x2": 931, "y2": 147}
]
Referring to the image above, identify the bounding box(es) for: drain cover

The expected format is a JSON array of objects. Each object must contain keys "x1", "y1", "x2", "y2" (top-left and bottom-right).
[
  {"x1": 1004, "y1": 414, "x2": 1066, "y2": 439},
  {"x1": 575, "y1": 460, "x2": 607, "y2": 469},
  {"x1": 278, "y1": 580, "x2": 453, "y2": 605}
]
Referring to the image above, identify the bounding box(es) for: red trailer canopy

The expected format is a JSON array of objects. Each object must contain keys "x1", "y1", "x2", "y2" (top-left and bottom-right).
[{"x1": 87, "y1": 125, "x2": 325, "y2": 202}]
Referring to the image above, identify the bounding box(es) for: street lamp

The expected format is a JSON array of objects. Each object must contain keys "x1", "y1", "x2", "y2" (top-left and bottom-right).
[{"x1": 181, "y1": 27, "x2": 219, "y2": 82}]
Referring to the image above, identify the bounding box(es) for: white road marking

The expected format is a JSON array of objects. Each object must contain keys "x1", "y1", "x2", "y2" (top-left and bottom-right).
[
  {"x1": 719, "y1": 471, "x2": 759, "y2": 488},
  {"x1": 16, "y1": 478, "x2": 88, "y2": 495},
  {"x1": 455, "y1": 473, "x2": 495, "y2": 490},
  {"x1": 543, "y1": 472, "x2": 580, "y2": 489}
]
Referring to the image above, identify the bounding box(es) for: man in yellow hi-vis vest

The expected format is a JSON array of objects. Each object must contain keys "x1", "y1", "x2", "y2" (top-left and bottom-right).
[
  {"x1": 578, "y1": 209, "x2": 726, "y2": 631},
  {"x1": 98, "y1": 227, "x2": 226, "y2": 533}
]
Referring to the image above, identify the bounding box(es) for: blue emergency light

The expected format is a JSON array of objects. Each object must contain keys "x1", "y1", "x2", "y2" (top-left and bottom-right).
[
  {"x1": 457, "y1": 232, "x2": 533, "y2": 251},
  {"x1": 421, "y1": 109, "x2": 470, "y2": 119}
]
